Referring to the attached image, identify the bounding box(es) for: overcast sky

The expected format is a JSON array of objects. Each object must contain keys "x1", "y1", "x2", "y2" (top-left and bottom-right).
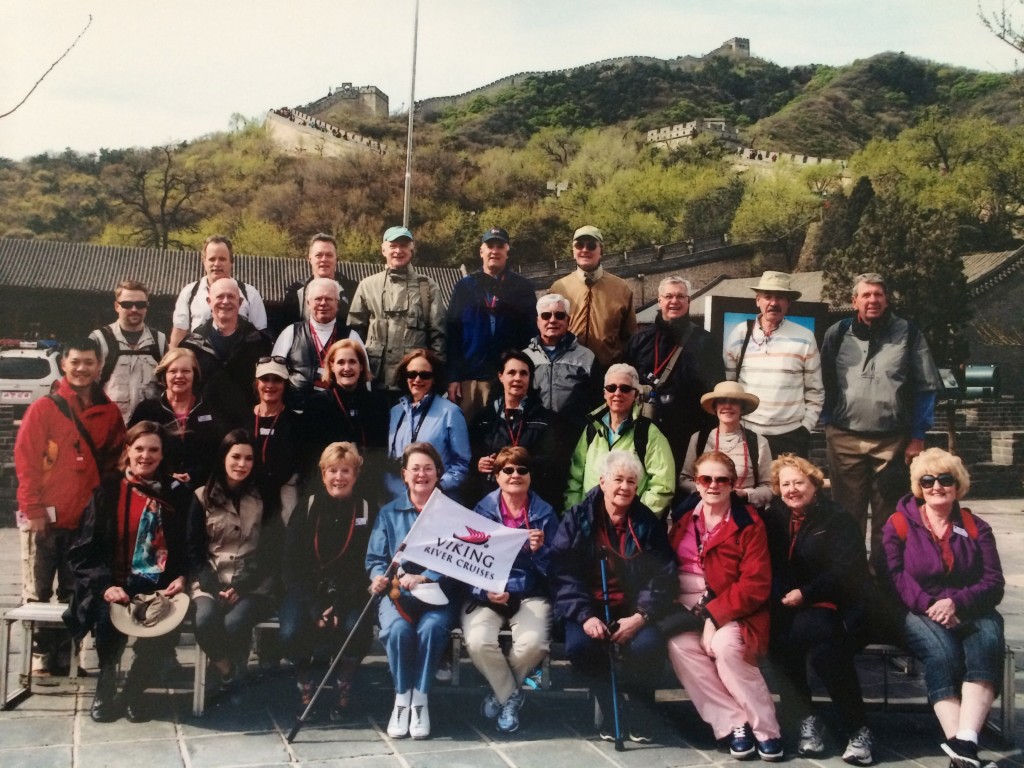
[{"x1": 1, "y1": 0, "x2": 1020, "y2": 161}]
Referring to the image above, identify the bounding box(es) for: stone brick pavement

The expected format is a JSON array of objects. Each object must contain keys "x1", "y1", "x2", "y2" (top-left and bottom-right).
[{"x1": 1, "y1": 500, "x2": 1023, "y2": 768}]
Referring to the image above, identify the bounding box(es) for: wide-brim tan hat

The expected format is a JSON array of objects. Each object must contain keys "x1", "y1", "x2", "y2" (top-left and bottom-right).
[
  {"x1": 700, "y1": 381, "x2": 760, "y2": 416},
  {"x1": 750, "y1": 270, "x2": 801, "y2": 299},
  {"x1": 110, "y1": 591, "x2": 190, "y2": 638}
]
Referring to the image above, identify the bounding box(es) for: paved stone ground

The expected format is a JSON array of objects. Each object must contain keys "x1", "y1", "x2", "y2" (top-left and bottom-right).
[{"x1": 1, "y1": 499, "x2": 1024, "y2": 768}]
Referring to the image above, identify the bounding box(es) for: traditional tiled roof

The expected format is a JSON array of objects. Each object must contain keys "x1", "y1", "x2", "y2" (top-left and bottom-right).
[{"x1": 0, "y1": 238, "x2": 464, "y2": 303}]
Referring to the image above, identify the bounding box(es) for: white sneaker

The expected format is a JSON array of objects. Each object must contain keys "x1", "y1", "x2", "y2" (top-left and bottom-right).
[
  {"x1": 387, "y1": 692, "x2": 411, "y2": 738},
  {"x1": 409, "y1": 695, "x2": 430, "y2": 739},
  {"x1": 843, "y1": 726, "x2": 873, "y2": 765}
]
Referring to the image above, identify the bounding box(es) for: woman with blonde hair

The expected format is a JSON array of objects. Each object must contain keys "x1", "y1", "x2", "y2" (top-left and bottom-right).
[{"x1": 882, "y1": 448, "x2": 1004, "y2": 768}]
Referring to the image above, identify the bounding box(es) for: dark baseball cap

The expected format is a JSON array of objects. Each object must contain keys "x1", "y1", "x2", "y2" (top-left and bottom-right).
[{"x1": 480, "y1": 227, "x2": 509, "y2": 244}]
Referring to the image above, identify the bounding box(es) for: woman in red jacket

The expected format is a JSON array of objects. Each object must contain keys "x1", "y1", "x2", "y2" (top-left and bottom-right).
[{"x1": 666, "y1": 451, "x2": 782, "y2": 762}]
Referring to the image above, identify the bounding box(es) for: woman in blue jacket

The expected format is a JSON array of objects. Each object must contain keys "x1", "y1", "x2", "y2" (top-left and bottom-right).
[
  {"x1": 384, "y1": 349, "x2": 470, "y2": 502},
  {"x1": 462, "y1": 446, "x2": 558, "y2": 734}
]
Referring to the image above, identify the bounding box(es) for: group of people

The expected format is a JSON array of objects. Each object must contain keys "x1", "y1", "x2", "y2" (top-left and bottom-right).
[{"x1": 12, "y1": 224, "x2": 1004, "y2": 768}]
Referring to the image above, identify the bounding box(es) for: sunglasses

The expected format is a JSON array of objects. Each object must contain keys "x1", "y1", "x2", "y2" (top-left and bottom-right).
[
  {"x1": 574, "y1": 240, "x2": 599, "y2": 251},
  {"x1": 405, "y1": 370, "x2": 434, "y2": 380},
  {"x1": 920, "y1": 473, "x2": 956, "y2": 489},
  {"x1": 604, "y1": 384, "x2": 636, "y2": 394},
  {"x1": 697, "y1": 475, "x2": 734, "y2": 486},
  {"x1": 258, "y1": 356, "x2": 287, "y2": 365},
  {"x1": 540, "y1": 311, "x2": 568, "y2": 321},
  {"x1": 499, "y1": 466, "x2": 530, "y2": 476},
  {"x1": 118, "y1": 301, "x2": 149, "y2": 310}
]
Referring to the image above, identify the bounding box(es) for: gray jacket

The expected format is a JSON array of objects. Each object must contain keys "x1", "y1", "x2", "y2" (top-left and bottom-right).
[
  {"x1": 347, "y1": 267, "x2": 446, "y2": 390},
  {"x1": 523, "y1": 332, "x2": 598, "y2": 427}
]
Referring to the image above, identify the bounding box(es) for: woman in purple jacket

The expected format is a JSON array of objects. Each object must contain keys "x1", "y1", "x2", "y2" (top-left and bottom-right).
[{"x1": 882, "y1": 448, "x2": 1004, "y2": 768}]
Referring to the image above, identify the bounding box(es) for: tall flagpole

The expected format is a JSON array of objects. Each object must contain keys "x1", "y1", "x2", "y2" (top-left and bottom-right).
[{"x1": 402, "y1": 0, "x2": 419, "y2": 227}]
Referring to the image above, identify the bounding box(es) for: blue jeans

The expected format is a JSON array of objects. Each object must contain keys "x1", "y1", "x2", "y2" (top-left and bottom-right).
[
  {"x1": 278, "y1": 589, "x2": 373, "y2": 668},
  {"x1": 902, "y1": 610, "x2": 1004, "y2": 703},
  {"x1": 377, "y1": 595, "x2": 456, "y2": 694}
]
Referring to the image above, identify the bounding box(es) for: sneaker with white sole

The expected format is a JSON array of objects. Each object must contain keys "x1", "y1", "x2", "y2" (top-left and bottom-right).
[
  {"x1": 409, "y1": 699, "x2": 430, "y2": 739},
  {"x1": 757, "y1": 737, "x2": 784, "y2": 762},
  {"x1": 387, "y1": 696, "x2": 410, "y2": 738},
  {"x1": 481, "y1": 692, "x2": 501, "y2": 719},
  {"x1": 843, "y1": 726, "x2": 874, "y2": 765},
  {"x1": 798, "y1": 715, "x2": 826, "y2": 756},
  {"x1": 496, "y1": 691, "x2": 524, "y2": 733},
  {"x1": 730, "y1": 723, "x2": 756, "y2": 759},
  {"x1": 941, "y1": 737, "x2": 980, "y2": 768}
]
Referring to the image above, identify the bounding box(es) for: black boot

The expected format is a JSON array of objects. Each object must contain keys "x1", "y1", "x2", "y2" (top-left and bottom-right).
[
  {"x1": 119, "y1": 656, "x2": 152, "y2": 723},
  {"x1": 90, "y1": 666, "x2": 121, "y2": 723}
]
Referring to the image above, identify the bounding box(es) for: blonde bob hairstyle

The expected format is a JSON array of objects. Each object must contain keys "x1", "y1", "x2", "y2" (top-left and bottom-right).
[
  {"x1": 770, "y1": 454, "x2": 825, "y2": 496},
  {"x1": 319, "y1": 441, "x2": 364, "y2": 473},
  {"x1": 321, "y1": 338, "x2": 372, "y2": 387},
  {"x1": 154, "y1": 347, "x2": 201, "y2": 393},
  {"x1": 909, "y1": 447, "x2": 970, "y2": 500}
]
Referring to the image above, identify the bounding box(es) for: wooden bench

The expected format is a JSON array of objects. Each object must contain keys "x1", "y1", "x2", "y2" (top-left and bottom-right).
[
  {"x1": 191, "y1": 618, "x2": 280, "y2": 717},
  {"x1": 1, "y1": 602, "x2": 80, "y2": 710}
]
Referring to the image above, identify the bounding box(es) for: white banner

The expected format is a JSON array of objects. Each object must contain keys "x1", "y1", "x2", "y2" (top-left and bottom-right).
[{"x1": 401, "y1": 490, "x2": 529, "y2": 593}]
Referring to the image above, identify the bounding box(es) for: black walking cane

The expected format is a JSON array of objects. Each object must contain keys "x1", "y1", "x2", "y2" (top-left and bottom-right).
[
  {"x1": 598, "y1": 548, "x2": 625, "y2": 752},
  {"x1": 286, "y1": 551, "x2": 403, "y2": 743}
]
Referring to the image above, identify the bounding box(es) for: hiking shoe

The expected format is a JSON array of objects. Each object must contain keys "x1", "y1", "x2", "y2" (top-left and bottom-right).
[
  {"x1": 481, "y1": 692, "x2": 501, "y2": 719},
  {"x1": 843, "y1": 726, "x2": 874, "y2": 765},
  {"x1": 798, "y1": 715, "x2": 826, "y2": 756},
  {"x1": 496, "y1": 691, "x2": 524, "y2": 733},
  {"x1": 942, "y1": 737, "x2": 981, "y2": 768},
  {"x1": 628, "y1": 723, "x2": 653, "y2": 744},
  {"x1": 757, "y1": 737, "x2": 784, "y2": 762},
  {"x1": 730, "y1": 723, "x2": 756, "y2": 759}
]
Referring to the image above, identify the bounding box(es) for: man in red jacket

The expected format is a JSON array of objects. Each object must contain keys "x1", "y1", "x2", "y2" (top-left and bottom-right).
[{"x1": 14, "y1": 337, "x2": 125, "y2": 674}]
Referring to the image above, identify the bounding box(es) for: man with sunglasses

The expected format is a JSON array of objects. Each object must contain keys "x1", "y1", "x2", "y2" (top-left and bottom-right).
[
  {"x1": 522, "y1": 293, "x2": 598, "y2": 432},
  {"x1": 550, "y1": 226, "x2": 637, "y2": 373},
  {"x1": 625, "y1": 276, "x2": 724, "y2": 465},
  {"x1": 446, "y1": 227, "x2": 537, "y2": 421},
  {"x1": 821, "y1": 272, "x2": 941, "y2": 554},
  {"x1": 89, "y1": 280, "x2": 167, "y2": 423}
]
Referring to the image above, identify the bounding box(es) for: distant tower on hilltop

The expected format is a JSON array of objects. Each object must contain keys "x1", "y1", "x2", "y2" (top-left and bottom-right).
[
  {"x1": 301, "y1": 83, "x2": 390, "y2": 118},
  {"x1": 708, "y1": 37, "x2": 750, "y2": 59}
]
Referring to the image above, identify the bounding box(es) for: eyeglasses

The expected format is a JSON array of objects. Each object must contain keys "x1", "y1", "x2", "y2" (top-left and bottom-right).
[
  {"x1": 499, "y1": 466, "x2": 530, "y2": 476},
  {"x1": 405, "y1": 370, "x2": 434, "y2": 381},
  {"x1": 258, "y1": 356, "x2": 287, "y2": 365},
  {"x1": 118, "y1": 301, "x2": 149, "y2": 310},
  {"x1": 574, "y1": 240, "x2": 599, "y2": 251},
  {"x1": 659, "y1": 293, "x2": 689, "y2": 301},
  {"x1": 697, "y1": 475, "x2": 734, "y2": 486},
  {"x1": 920, "y1": 473, "x2": 956, "y2": 489},
  {"x1": 540, "y1": 311, "x2": 568, "y2": 321},
  {"x1": 604, "y1": 384, "x2": 636, "y2": 394}
]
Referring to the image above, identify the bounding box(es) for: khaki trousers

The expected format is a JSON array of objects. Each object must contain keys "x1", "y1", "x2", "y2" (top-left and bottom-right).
[{"x1": 461, "y1": 597, "x2": 551, "y2": 704}]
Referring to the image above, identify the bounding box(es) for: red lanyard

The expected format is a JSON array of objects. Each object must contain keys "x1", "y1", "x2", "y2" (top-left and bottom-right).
[
  {"x1": 253, "y1": 410, "x2": 282, "y2": 465},
  {"x1": 314, "y1": 505, "x2": 357, "y2": 567},
  {"x1": 504, "y1": 409, "x2": 524, "y2": 446},
  {"x1": 714, "y1": 428, "x2": 750, "y2": 489},
  {"x1": 695, "y1": 507, "x2": 730, "y2": 569},
  {"x1": 309, "y1": 321, "x2": 336, "y2": 365},
  {"x1": 651, "y1": 331, "x2": 674, "y2": 379},
  {"x1": 498, "y1": 494, "x2": 532, "y2": 531}
]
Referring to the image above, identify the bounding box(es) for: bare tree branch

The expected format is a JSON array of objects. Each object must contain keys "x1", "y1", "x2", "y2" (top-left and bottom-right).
[{"x1": 0, "y1": 15, "x2": 93, "y2": 120}]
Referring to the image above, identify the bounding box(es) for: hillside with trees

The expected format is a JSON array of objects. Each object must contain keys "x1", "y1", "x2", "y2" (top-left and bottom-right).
[{"x1": 0, "y1": 50, "x2": 1021, "y2": 273}]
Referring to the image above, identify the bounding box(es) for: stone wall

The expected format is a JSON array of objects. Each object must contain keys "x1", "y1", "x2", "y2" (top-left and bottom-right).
[{"x1": 264, "y1": 111, "x2": 387, "y2": 160}]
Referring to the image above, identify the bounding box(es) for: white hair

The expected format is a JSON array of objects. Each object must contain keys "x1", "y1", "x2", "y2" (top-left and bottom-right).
[
  {"x1": 306, "y1": 277, "x2": 340, "y2": 302},
  {"x1": 600, "y1": 450, "x2": 643, "y2": 481},
  {"x1": 536, "y1": 293, "x2": 571, "y2": 314},
  {"x1": 658, "y1": 276, "x2": 692, "y2": 295},
  {"x1": 604, "y1": 363, "x2": 640, "y2": 389}
]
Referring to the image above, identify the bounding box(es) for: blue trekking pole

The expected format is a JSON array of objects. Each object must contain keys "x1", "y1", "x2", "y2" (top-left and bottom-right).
[{"x1": 598, "y1": 548, "x2": 625, "y2": 751}]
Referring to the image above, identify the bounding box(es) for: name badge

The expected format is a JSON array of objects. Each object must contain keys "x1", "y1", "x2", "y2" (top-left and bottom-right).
[
  {"x1": 316, "y1": 366, "x2": 325, "y2": 378},
  {"x1": 259, "y1": 427, "x2": 275, "y2": 436},
  {"x1": 953, "y1": 525, "x2": 968, "y2": 537},
  {"x1": 198, "y1": 414, "x2": 212, "y2": 422}
]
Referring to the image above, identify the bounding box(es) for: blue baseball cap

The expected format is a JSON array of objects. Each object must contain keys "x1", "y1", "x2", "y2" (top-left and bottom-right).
[{"x1": 383, "y1": 226, "x2": 414, "y2": 242}]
